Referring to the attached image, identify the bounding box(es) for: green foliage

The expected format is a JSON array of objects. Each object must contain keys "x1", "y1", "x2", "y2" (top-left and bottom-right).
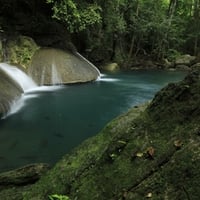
[
  {"x1": 46, "y1": 0, "x2": 200, "y2": 65},
  {"x1": 49, "y1": 194, "x2": 70, "y2": 200},
  {"x1": 46, "y1": 0, "x2": 101, "y2": 33},
  {"x1": 166, "y1": 49, "x2": 181, "y2": 61}
]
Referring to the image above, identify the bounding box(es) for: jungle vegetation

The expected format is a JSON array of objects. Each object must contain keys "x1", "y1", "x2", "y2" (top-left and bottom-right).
[{"x1": 0, "y1": 0, "x2": 200, "y2": 67}]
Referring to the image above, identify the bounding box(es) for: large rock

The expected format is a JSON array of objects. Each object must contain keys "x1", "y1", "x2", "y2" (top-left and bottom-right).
[
  {"x1": 0, "y1": 163, "x2": 49, "y2": 189},
  {"x1": 29, "y1": 48, "x2": 100, "y2": 85},
  {"x1": 100, "y1": 62, "x2": 120, "y2": 71},
  {"x1": 175, "y1": 54, "x2": 196, "y2": 66},
  {"x1": 0, "y1": 68, "x2": 23, "y2": 117},
  {"x1": 3, "y1": 35, "x2": 39, "y2": 69},
  {"x1": 191, "y1": 62, "x2": 200, "y2": 70}
]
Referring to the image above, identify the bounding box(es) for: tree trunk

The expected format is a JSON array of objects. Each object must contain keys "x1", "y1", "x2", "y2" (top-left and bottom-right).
[
  {"x1": 193, "y1": 0, "x2": 200, "y2": 55},
  {"x1": 158, "y1": 0, "x2": 177, "y2": 60},
  {"x1": 124, "y1": 0, "x2": 139, "y2": 68}
]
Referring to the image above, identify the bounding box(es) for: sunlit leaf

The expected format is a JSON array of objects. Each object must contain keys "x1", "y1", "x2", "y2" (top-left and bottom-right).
[
  {"x1": 146, "y1": 192, "x2": 153, "y2": 198},
  {"x1": 136, "y1": 152, "x2": 144, "y2": 157}
]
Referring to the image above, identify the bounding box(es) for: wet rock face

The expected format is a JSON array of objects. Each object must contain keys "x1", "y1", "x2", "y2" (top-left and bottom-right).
[
  {"x1": 148, "y1": 69, "x2": 200, "y2": 123},
  {"x1": 0, "y1": 163, "x2": 50, "y2": 189},
  {"x1": 0, "y1": 69, "x2": 22, "y2": 117},
  {"x1": 29, "y1": 48, "x2": 100, "y2": 85}
]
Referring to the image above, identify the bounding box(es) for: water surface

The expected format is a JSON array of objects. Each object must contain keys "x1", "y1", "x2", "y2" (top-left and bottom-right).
[{"x1": 0, "y1": 70, "x2": 186, "y2": 171}]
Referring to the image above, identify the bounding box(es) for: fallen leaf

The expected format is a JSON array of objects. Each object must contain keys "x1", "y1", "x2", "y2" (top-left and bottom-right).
[
  {"x1": 146, "y1": 192, "x2": 152, "y2": 198},
  {"x1": 136, "y1": 152, "x2": 144, "y2": 157},
  {"x1": 146, "y1": 147, "x2": 155, "y2": 158},
  {"x1": 174, "y1": 140, "x2": 183, "y2": 148}
]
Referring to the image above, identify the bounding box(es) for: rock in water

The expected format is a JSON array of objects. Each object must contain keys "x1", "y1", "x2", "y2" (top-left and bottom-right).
[{"x1": 29, "y1": 48, "x2": 100, "y2": 85}]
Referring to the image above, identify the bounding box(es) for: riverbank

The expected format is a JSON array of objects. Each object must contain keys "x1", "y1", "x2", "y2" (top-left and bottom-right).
[{"x1": 0, "y1": 67, "x2": 199, "y2": 199}]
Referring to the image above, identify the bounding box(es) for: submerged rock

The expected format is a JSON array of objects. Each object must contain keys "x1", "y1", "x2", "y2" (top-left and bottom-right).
[{"x1": 29, "y1": 48, "x2": 100, "y2": 85}]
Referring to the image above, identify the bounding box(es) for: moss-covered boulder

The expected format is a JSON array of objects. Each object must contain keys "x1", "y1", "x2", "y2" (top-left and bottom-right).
[
  {"x1": 0, "y1": 68, "x2": 23, "y2": 117},
  {"x1": 1, "y1": 69, "x2": 200, "y2": 200},
  {"x1": 29, "y1": 48, "x2": 100, "y2": 85},
  {"x1": 175, "y1": 54, "x2": 196, "y2": 67},
  {"x1": 5, "y1": 35, "x2": 39, "y2": 69},
  {"x1": 100, "y1": 62, "x2": 120, "y2": 71},
  {"x1": 0, "y1": 163, "x2": 50, "y2": 189}
]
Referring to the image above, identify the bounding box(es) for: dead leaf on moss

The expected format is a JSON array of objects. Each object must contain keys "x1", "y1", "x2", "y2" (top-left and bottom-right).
[
  {"x1": 146, "y1": 147, "x2": 155, "y2": 158},
  {"x1": 146, "y1": 192, "x2": 153, "y2": 198},
  {"x1": 174, "y1": 140, "x2": 183, "y2": 149}
]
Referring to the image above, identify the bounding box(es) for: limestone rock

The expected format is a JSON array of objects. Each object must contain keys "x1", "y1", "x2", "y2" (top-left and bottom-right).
[
  {"x1": 191, "y1": 62, "x2": 200, "y2": 70},
  {"x1": 175, "y1": 64, "x2": 191, "y2": 71},
  {"x1": 0, "y1": 68, "x2": 22, "y2": 117},
  {"x1": 29, "y1": 48, "x2": 100, "y2": 85},
  {"x1": 162, "y1": 58, "x2": 174, "y2": 69},
  {"x1": 101, "y1": 63, "x2": 120, "y2": 71},
  {"x1": 0, "y1": 163, "x2": 49, "y2": 190},
  {"x1": 175, "y1": 54, "x2": 196, "y2": 66}
]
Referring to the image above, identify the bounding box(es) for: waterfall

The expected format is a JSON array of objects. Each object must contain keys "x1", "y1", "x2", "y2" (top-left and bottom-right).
[
  {"x1": 51, "y1": 63, "x2": 62, "y2": 85},
  {"x1": 0, "y1": 63, "x2": 37, "y2": 92},
  {"x1": 75, "y1": 52, "x2": 101, "y2": 77},
  {"x1": 0, "y1": 63, "x2": 65, "y2": 118},
  {"x1": 0, "y1": 63, "x2": 38, "y2": 118},
  {"x1": 40, "y1": 66, "x2": 46, "y2": 86}
]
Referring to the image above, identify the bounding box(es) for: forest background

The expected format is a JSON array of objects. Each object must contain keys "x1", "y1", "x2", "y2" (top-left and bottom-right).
[{"x1": 0, "y1": 0, "x2": 199, "y2": 69}]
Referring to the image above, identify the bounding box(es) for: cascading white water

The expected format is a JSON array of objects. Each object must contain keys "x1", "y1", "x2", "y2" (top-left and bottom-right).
[
  {"x1": 75, "y1": 52, "x2": 101, "y2": 77},
  {"x1": 0, "y1": 63, "x2": 64, "y2": 118},
  {"x1": 0, "y1": 63, "x2": 37, "y2": 92},
  {"x1": 0, "y1": 63, "x2": 38, "y2": 118},
  {"x1": 51, "y1": 63, "x2": 62, "y2": 85},
  {"x1": 40, "y1": 66, "x2": 46, "y2": 85},
  {"x1": 0, "y1": 59, "x2": 100, "y2": 118}
]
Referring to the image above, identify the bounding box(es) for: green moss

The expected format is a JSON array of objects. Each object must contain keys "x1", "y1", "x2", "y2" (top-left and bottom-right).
[{"x1": 7, "y1": 36, "x2": 39, "y2": 69}]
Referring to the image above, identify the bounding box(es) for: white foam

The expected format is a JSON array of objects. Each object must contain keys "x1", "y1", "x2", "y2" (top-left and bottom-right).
[
  {"x1": 98, "y1": 78, "x2": 121, "y2": 82},
  {"x1": 25, "y1": 85, "x2": 63, "y2": 93},
  {"x1": 0, "y1": 63, "x2": 37, "y2": 92}
]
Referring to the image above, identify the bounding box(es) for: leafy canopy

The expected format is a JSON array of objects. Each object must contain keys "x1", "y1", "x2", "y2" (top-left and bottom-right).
[{"x1": 46, "y1": 0, "x2": 102, "y2": 33}]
